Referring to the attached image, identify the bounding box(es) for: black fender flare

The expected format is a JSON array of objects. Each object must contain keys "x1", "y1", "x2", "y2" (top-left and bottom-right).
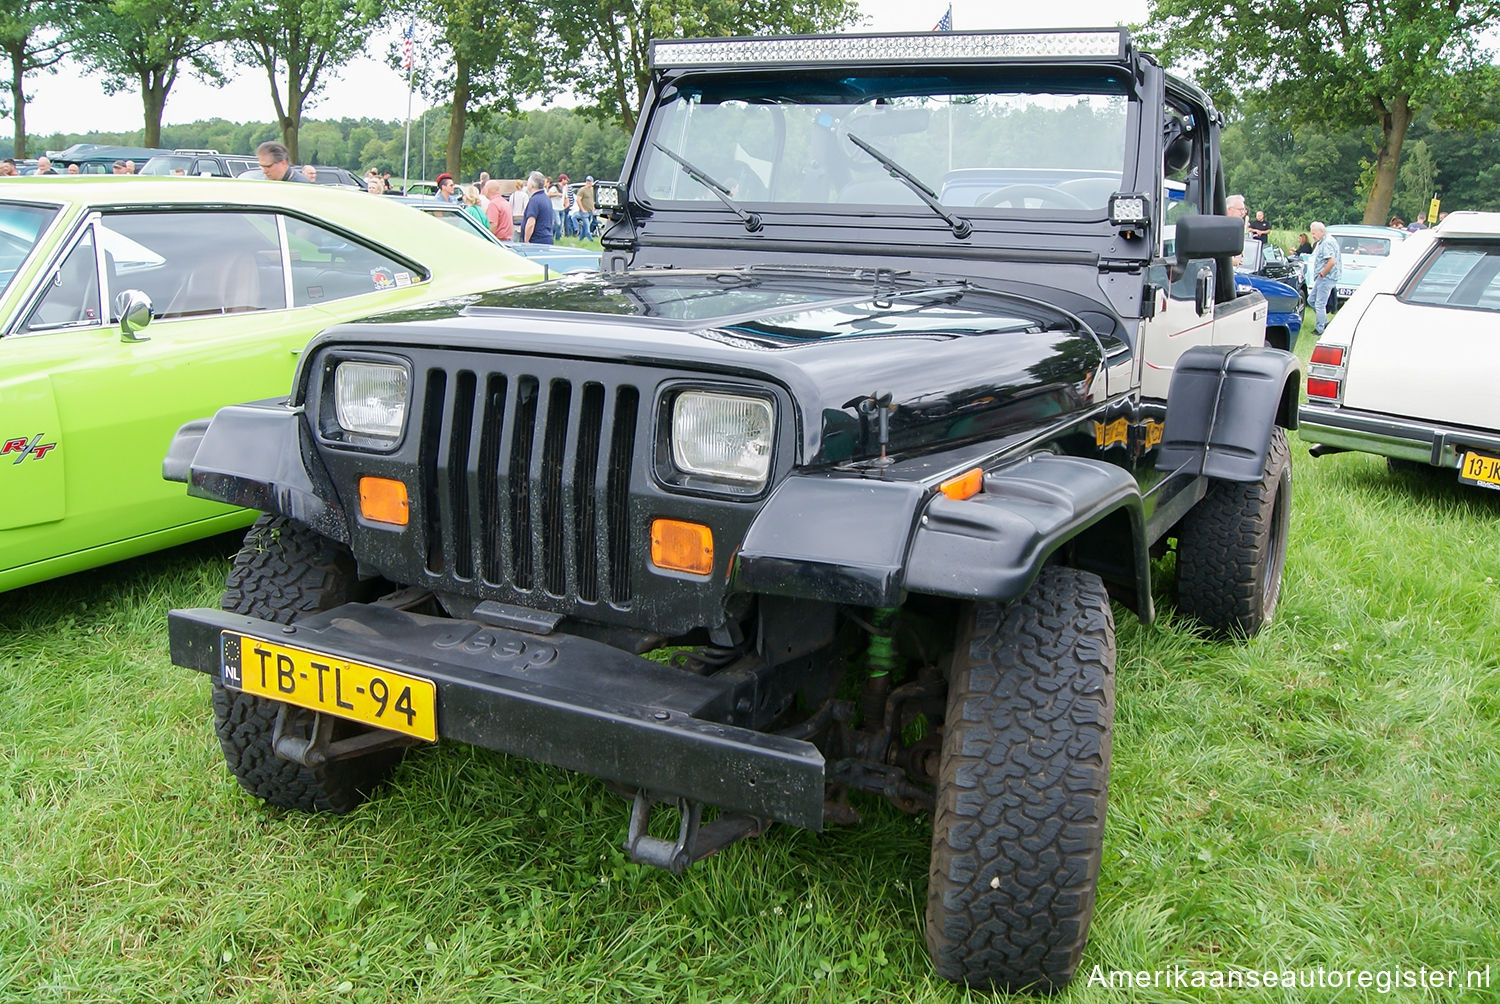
[
  {"x1": 1155, "y1": 344, "x2": 1301, "y2": 482},
  {"x1": 734, "y1": 475, "x2": 928, "y2": 608},
  {"x1": 161, "y1": 400, "x2": 348, "y2": 542},
  {"x1": 733, "y1": 457, "x2": 1153, "y2": 621},
  {"x1": 903, "y1": 455, "x2": 1151, "y2": 620}
]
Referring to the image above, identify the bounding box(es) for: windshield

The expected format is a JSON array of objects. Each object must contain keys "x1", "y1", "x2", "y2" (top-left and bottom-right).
[
  {"x1": 0, "y1": 203, "x2": 61, "y2": 297},
  {"x1": 139, "y1": 157, "x2": 196, "y2": 176},
  {"x1": 638, "y1": 71, "x2": 1131, "y2": 215}
]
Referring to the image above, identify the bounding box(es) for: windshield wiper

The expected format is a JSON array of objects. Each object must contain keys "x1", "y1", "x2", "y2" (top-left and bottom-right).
[
  {"x1": 846, "y1": 132, "x2": 972, "y2": 239},
  {"x1": 651, "y1": 143, "x2": 763, "y2": 232}
]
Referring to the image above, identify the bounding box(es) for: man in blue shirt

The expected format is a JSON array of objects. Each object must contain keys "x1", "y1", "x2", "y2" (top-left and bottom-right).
[
  {"x1": 522, "y1": 171, "x2": 554, "y2": 244},
  {"x1": 434, "y1": 173, "x2": 456, "y2": 203},
  {"x1": 1309, "y1": 221, "x2": 1341, "y2": 335}
]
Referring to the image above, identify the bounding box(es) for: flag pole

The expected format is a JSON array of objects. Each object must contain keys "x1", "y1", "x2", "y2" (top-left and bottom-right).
[{"x1": 401, "y1": 23, "x2": 415, "y2": 193}]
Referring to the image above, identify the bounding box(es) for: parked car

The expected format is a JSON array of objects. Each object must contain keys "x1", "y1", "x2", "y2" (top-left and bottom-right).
[
  {"x1": 141, "y1": 149, "x2": 258, "y2": 178},
  {"x1": 1300, "y1": 211, "x2": 1500, "y2": 487},
  {"x1": 1246, "y1": 238, "x2": 1301, "y2": 287},
  {"x1": 0, "y1": 176, "x2": 545, "y2": 592},
  {"x1": 301, "y1": 165, "x2": 363, "y2": 189},
  {"x1": 163, "y1": 27, "x2": 1298, "y2": 994},
  {"x1": 1236, "y1": 238, "x2": 1302, "y2": 350},
  {"x1": 49, "y1": 143, "x2": 173, "y2": 174},
  {"x1": 1307, "y1": 224, "x2": 1407, "y2": 306},
  {"x1": 235, "y1": 165, "x2": 361, "y2": 187}
]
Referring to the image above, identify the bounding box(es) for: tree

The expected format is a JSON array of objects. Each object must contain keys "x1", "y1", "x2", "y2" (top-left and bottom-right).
[
  {"x1": 1141, "y1": 0, "x2": 1500, "y2": 224},
  {"x1": 395, "y1": 0, "x2": 539, "y2": 181},
  {"x1": 0, "y1": 7, "x2": 68, "y2": 158},
  {"x1": 530, "y1": 0, "x2": 862, "y2": 134},
  {"x1": 64, "y1": 0, "x2": 226, "y2": 148},
  {"x1": 223, "y1": 0, "x2": 379, "y2": 162}
]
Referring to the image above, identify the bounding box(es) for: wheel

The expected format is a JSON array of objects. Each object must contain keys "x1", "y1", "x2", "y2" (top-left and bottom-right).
[
  {"x1": 926, "y1": 566, "x2": 1116, "y2": 993},
  {"x1": 212, "y1": 514, "x2": 403, "y2": 813},
  {"x1": 976, "y1": 184, "x2": 1089, "y2": 210},
  {"x1": 1174, "y1": 426, "x2": 1291, "y2": 637}
]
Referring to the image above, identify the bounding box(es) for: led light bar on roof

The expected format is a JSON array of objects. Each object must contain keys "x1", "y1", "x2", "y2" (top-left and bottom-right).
[{"x1": 651, "y1": 30, "x2": 1128, "y2": 69}]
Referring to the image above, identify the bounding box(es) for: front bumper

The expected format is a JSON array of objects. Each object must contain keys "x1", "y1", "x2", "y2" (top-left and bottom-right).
[
  {"x1": 168, "y1": 604, "x2": 825, "y2": 829},
  {"x1": 1299, "y1": 403, "x2": 1500, "y2": 466}
]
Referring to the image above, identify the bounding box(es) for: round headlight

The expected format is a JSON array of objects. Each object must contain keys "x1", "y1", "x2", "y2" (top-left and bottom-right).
[
  {"x1": 671, "y1": 391, "x2": 773, "y2": 485},
  {"x1": 334, "y1": 361, "x2": 408, "y2": 443}
]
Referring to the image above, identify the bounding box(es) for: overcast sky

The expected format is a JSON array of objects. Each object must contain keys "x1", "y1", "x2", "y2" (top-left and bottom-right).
[{"x1": 21, "y1": 0, "x2": 1150, "y2": 138}]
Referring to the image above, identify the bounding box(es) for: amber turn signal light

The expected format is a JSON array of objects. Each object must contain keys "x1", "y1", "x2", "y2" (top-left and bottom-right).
[
  {"x1": 651, "y1": 519, "x2": 714, "y2": 575},
  {"x1": 359, "y1": 476, "x2": 409, "y2": 526},
  {"x1": 939, "y1": 467, "x2": 984, "y2": 501}
]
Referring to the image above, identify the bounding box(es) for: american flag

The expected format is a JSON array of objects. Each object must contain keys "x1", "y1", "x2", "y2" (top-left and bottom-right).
[
  {"x1": 401, "y1": 22, "x2": 416, "y2": 70},
  {"x1": 932, "y1": 4, "x2": 952, "y2": 30}
]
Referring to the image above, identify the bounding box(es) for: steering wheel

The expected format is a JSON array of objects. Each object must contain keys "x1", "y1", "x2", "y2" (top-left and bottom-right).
[{"x1": 977, "y1": 184, "x2": 1089, "y2": 210}]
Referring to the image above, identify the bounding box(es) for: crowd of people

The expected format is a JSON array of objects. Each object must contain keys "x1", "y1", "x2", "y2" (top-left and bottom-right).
[
  {"x1": 2, "y1": 143, "x2": 600, "y2": 250},
  {"x1": 358, "y1": 163, "x2": 599, "y2": 246}
]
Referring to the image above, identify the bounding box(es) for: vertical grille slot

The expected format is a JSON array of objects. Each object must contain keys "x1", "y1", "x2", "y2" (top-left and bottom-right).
[
  {"x1": 477, "y1": 374, "x2": 509, "y2": 585},
  {"x1": 447, "y1": 370, "x2": 477, "y2": 580},
  {"x1": 539, "y1": 380, "x2": 573, "y2": 596},
  {"x1": 508, "y1": 376, "x2": 540, "y2": 590},
  {"x1": 606, "y1": 387, "x2": 639, "y2": 604},
  {"x1": 573, "y1": 383, "x2": 606, "y2": 603},
  {"x1": 419, "y1": 368, "x2": 448, "y2": 574}
]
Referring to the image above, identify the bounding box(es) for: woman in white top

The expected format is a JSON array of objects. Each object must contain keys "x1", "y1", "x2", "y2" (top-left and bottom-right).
[{"x1": 508, "y1": 180, "x2": 530, "y2": 238}]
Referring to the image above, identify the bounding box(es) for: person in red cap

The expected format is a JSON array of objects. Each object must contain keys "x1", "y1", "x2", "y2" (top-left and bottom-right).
[
  {"x1": 557, "y1": 174, "x2": 575, "y2": 237},
  {"x1": 435, "y1": 172, "x2": 456, "y2": 203}
]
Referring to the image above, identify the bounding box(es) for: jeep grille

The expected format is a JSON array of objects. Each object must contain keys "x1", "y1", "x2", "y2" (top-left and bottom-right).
[{"x1": 417, "y1": 366, "x2": 640, "y2": 607}]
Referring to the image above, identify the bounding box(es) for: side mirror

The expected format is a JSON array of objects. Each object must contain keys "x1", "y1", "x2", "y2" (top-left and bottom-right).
[
  {"x1": 1174, "y1": 214, "x2": 1245, "y2": 266},
  {"x1": 117, "y1": 289, "x2": 153, "y2": 342}
]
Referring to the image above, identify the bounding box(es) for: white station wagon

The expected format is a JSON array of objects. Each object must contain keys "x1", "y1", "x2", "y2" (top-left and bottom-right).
[{"x1": 1300, "y1": 211, "x2": 1500, "y2": 489}]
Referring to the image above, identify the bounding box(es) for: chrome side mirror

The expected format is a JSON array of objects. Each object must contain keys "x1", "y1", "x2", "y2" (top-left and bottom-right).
[{"x1": 117, "y1": 289, "x2": 153, "y2": 342}]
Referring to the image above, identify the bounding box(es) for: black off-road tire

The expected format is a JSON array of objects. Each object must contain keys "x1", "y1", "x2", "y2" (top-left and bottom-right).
[
  {"x1": 1174, "y1": 426, "x2": 1291, "y2": 637},
  {"x1": 926, "y1": 566, "x2": 1116, "y2": 993},
  {"x1": 212, "y1": 514, "x2": 402, "y2": 814}
]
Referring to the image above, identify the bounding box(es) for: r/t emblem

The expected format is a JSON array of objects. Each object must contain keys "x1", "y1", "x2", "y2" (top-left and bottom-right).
[{"x1": 3, "y1": 434, "x2": 57, "y2": 464}]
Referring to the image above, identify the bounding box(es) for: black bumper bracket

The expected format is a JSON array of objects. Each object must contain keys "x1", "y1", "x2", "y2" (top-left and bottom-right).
[{"x1": 626, "y1": 792, "x2": 770, "y2": 874}]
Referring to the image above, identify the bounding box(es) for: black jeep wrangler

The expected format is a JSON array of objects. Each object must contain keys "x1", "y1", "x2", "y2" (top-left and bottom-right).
[{"x1": 165, "y1": 28, "x2": 1299, "y2": 992}]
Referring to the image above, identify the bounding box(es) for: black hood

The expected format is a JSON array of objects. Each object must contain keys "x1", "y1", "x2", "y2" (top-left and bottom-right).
[{"x1": 319, "y1": 268, "x2": 1118, "y2": 467}]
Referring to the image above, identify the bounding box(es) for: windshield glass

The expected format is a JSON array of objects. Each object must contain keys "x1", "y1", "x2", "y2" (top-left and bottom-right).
[
  {"x1": 139, "y1": 156, "x2": 196, "y2": 176},
  {"x1": 638, "y1": 71, "x2": 1131, "y2": 215},
  {"x1": 0, "y1": 203, "x2": 61, "y2": 298}
]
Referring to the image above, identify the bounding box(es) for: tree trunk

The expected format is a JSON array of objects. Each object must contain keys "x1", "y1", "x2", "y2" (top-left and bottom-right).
[
  {"x1": 448, "y1": 56, "x2": 470, "y2": 178},
  {"x1": 7, "y1": 44, "x2": 26, "y2": 158},
  {"x1": 283, "y1": 75, "x2": 304, "y2": 163},
  {"x1": 1363, "y1": 94, "x2": 1412, "y2": 225},
  {"x1": 140, "y1": 73, "x2": 168, "y2": 149}
]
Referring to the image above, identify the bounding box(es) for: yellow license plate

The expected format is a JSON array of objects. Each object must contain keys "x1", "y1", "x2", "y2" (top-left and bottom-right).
[
  {"x1": 220, "y1": 632, "x2": 438, "y2": 742},
  {"x1": 1458, "y1": 451, "x2": 1500, "y2": 490}
]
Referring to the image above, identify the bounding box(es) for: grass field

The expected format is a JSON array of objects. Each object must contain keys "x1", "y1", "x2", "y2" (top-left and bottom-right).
[{"x1": 2, "y1": 325, "x2": 1496, "y2": 1003}]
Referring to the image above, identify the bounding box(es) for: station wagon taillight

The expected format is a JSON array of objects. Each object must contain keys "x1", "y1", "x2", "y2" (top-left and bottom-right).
[{"x1": 1307, "y1": 344, "x2": 1347, "y2": 400}]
